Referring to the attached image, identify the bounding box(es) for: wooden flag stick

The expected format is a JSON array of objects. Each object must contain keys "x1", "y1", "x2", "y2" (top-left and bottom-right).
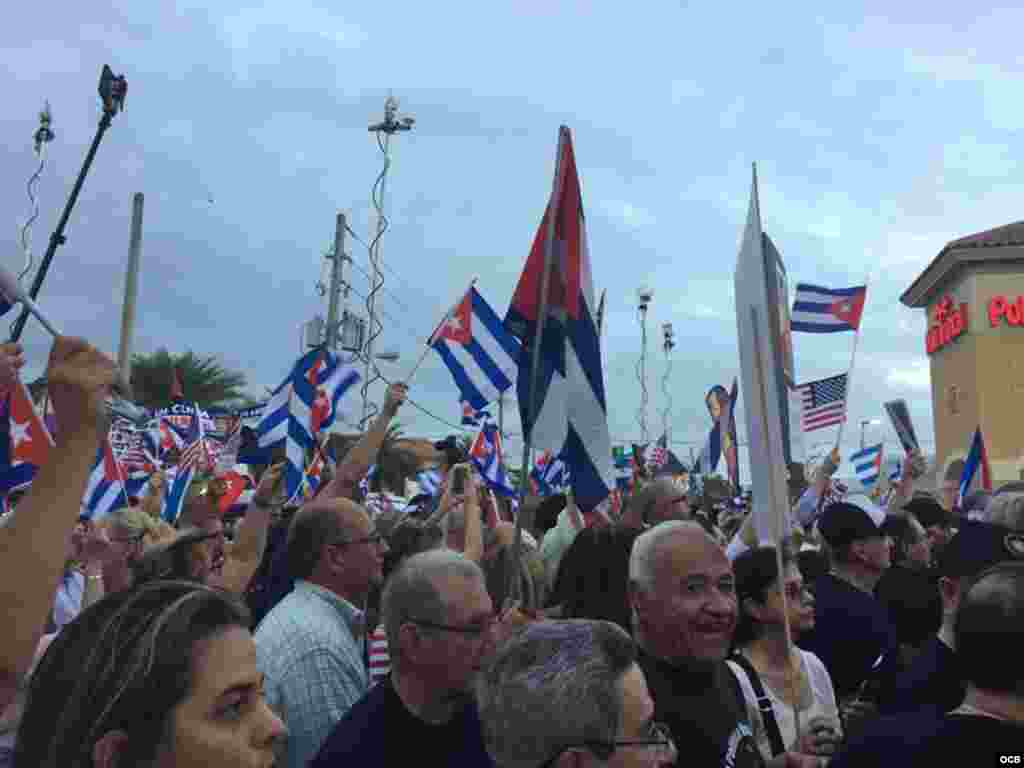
[{"x1": 751, "y1": 305, "x2": 804, "y2": 735}]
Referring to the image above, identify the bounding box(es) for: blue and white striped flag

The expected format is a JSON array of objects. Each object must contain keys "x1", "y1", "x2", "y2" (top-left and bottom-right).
[
  {"x1": 791, "y1": 283, "x2": 867, "y2": 333},
  {"x1": 469, "y1": 419, "x2": 517, "y2": 497},
  {"x1": 163, "y1": 402, "x2": 205, "y2": 524},
  {"x1": 851, "y1": 443, "x2": 883, "y2": 488},
  {"x1": 417, "y1": 469, "x2": 442, "y2": 497},
  {"x1": 255, "y1": 348, "x2": 360, "y2": 501},
  {"x1": 531, "y1": 451, "x2": 569, "y2": 495},
  {"x1": 81, "y1": 439, "x2": 147, "y2": 521},
  {"x1": 431, "y1": 285, "x2": 520, "y2": 412}
]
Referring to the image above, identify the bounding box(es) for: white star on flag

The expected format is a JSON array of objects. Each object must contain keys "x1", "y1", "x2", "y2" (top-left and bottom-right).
[{"x1": 10, "y1": 419, "x2": 31, "y2": 450}]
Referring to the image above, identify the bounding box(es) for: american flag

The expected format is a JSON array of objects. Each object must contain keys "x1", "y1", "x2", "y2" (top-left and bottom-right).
[
  {"x1": 798, "y1": 373, "x2": 848, "y2": 432},
  {"x1": 647, "y1": 445, "x2": 668, "y2": 469}
]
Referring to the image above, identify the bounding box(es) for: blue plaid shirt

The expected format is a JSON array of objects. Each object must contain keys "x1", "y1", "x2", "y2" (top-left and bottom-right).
[{"x1": 255, "y1": 580, "x2": 368, "y2": 768}]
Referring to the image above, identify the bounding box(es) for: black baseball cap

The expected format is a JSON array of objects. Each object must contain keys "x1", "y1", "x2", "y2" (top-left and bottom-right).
[
  {"x1": 937, "y1": 520, "x2": 1024, "y2": 580},
  {"x1": 818, "y1": 498, "x2": 887, "y2": 550},
  {"x1": 903, "y1": 496, "x2": 951, "y2": 528}
]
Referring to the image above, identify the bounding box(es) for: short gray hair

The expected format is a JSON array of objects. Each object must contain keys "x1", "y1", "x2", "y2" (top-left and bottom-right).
[
  {"x1": 475, "y1": 619, "x2": 635, "y2": 768},
  {"x1": 988, "y1": 493, "x2": 1024, "y2": 532},
  {"x1": 630, "y1": 477, "x2": 679, "y2": 524},
  {"x1": 382, "y1": 549, "x2": 484, "y2": 671},
  {"x1": 629, "y1": 520, "x2": 697, "y2": 592}
]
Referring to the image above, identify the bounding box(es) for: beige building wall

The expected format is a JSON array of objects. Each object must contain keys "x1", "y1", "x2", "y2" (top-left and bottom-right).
[{"x1": 927, "y1": 266, "x2": 1024, "y2": 485}]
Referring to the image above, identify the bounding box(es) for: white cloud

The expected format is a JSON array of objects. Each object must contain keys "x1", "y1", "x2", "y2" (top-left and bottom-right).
[
  {"x1": 886, "y1": 358, "x2": 932, "y2": 393},
  {"x1": 221, "y1": 4, "x2": 366, "y2": 80},
  {"x1": 598, "y1": 199, "x2": 656, "y2": 231}
]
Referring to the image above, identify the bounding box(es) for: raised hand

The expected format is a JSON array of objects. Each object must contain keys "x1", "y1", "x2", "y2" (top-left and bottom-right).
[
  {"x1": 46, "y1": 337, "x2": 118, "y2": 441},
  {"x1": 382, "y1": 382, "x2": 408, "y2": 418},
  {"x1": 0, "y1": 343, "x2": 25, "y2": 393}
]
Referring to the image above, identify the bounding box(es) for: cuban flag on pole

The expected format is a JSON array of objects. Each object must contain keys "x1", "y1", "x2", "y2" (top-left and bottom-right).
[
  {"x1": 163, "y1": 402, "x2": 205, "y2": 524},
  {"x1": 851, "y1": 443, "x2": 883, "y2": 488},
  {"x1": 791, "y1": 283, "x2": 867, "y2": 333},
  {"x1": 417, "y1": 469, "x2": 443, "y2": 497},
  {"x1": 504, "y1": 126, "x2": 614, "y2": 513},
  {"x1": 82, "y1": 439, "x2": 146, "y2": 521},
  {"x1": 531, "y1": 450, "x2": 569, "y2": 495},
  {"x1": 255, "y1": 347, "x2": 360, "y2": 501},
  {"x1": 0, "y1": 378, "x2": 54, "y2": 496},
  {"x1": 469, "y1": 418, "x2": 517, "y2": 497},
  {"x1": 431, "y1": 285, "x2": 521, "y2": 412},
  {"x1": 959, "y1": 427, "x2": 992, "y2": 505}
]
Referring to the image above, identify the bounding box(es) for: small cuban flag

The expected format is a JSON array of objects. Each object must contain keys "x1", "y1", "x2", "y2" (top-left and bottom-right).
[
  {"x1": 791, "y1": 283, "x2": 867, "y2": 333},
  {"x1": 851, "y1": 443, "x2": 883, "y2": 488}
]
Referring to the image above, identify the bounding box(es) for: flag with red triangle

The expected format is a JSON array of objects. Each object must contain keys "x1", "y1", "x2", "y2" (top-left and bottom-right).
[
  {"x1": 791, "y1": 283, "x2": 867, "y2": 333},
  {"x1": 0, "y1": 378, "x2": 55, "y2": 495}
]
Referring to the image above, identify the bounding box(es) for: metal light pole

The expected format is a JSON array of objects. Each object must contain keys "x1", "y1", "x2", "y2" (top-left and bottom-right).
[
  {"x1": 859, "y1": 419, "x2": 879, "y2": 450},
  {"x1": 11, "y1": 65, "x2": 127, "y2": 342},
  {"x1": 360, "y1": 95, "x2": 414, "y2": 427}
]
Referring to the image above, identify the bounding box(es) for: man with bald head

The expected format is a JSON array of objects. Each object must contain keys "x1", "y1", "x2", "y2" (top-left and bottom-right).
[
  {"x1": 630, "y1": 522, "x2": 782, "y2": 767},
  {"x1": 255, "y1": 496, "x2": 390, "y2": 768}
]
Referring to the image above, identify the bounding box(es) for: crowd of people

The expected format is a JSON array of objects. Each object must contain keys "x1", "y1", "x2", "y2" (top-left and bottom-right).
[{"x1": 1, "y1": 333, "x2": 1023, "y2": 768}]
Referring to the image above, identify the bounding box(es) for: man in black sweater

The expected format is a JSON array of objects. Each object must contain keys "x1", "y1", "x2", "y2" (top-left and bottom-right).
[
  {"x1": 628, "y1": 522, "x2": 816, "y2": 768},
  {"x1": 311, "y1": 550, "x2": 495, "y2": 767}
]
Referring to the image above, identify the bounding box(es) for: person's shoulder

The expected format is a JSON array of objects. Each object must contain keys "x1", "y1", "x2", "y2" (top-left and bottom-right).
[
  {"x1": 833, "y1": 709, "x2": 944, "y2": 767},
  {"x1": 309, "y1": 684, "x2": 393, "y2": 766}
]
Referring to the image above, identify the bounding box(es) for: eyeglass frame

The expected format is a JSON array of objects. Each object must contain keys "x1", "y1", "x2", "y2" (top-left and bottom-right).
[
  {"x1": 541, "y1": 722, "x2": 676, "y2": 766},
  {"x1": 407, "y1": 616, "x2": 496, "y2": 638},
  {"x1": 110, "y1": 531, "x2": 146, "y2": 546},
  {"x1": 329, "y1": 531, "x2": 387, "y2": 548}
]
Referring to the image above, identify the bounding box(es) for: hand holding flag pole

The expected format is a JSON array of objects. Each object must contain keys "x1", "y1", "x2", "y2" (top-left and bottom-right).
[{"x1": 0, "y1": 261, "x2": 148, "y2": 425}]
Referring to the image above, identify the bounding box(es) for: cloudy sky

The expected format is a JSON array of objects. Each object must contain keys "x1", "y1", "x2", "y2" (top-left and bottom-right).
[{"x1": 4, "y1": 2, "x2": 1019, "y2": 480}]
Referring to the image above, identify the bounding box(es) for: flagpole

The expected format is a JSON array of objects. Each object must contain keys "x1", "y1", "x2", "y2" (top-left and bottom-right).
[
  {"x1": 509, "y1": 127, "x2": 567, "y2": 606},
  {"x1": 832, "y1": 273, "x2": 869, "y2": 453}
]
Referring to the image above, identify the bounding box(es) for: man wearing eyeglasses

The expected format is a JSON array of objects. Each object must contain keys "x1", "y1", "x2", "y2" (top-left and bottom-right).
[
  {"x1": 311, "y1": 549, "x2": 496, "y2": 767},
  {"x1": 475, "y1": 618, "x2": 676, "y2": 767},
  {"x1": 255, "y1": 496, "x2": 390, "y2": 768}
]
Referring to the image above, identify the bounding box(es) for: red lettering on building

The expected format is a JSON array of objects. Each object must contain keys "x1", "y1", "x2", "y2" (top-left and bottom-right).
[
  {"x1": 926, "y1": 296, "x2": 969, "y2": 354},
  {"x1": 989, "y1": 295, "x2": 1024, "y2": 327}
]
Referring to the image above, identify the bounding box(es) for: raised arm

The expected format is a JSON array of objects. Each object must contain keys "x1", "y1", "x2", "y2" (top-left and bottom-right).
[
  {"x1": 220, "y1": 462, "x2": 284, "y2": 595},
  {"x1": 322, "y1": 383, "x2": 407, "y2": 500},
  {"x1": 0, "y1": 337, "x2": 115, "y2": 697}
]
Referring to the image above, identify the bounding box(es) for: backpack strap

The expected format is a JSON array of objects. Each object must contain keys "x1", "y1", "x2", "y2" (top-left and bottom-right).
[{"x1": 730, "y1": 652, "x2": 787, "y2": 757}]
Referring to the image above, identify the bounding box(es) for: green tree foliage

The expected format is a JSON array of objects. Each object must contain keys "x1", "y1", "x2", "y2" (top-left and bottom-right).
[{"x1": 130, "y1": 348, "x2": 250, "y2": 410}]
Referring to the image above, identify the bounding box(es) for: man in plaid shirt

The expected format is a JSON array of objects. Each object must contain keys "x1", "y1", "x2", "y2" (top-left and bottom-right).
[{"x1": 255, "y1": 497, "x2": 389, "y2": 767}]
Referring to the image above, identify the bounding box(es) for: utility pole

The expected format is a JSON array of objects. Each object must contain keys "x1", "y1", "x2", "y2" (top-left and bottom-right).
[
  {"x1": 325, "y1": 212, "x2": 346, "y2": 350},
  {"x1": 117, "y1": 192, "x2": 144, "y2": 390}
]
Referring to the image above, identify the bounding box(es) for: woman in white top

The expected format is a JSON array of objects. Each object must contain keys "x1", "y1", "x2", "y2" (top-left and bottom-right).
[{"x1": 727, "y1": 546, "x2": 843, "y2": 766}]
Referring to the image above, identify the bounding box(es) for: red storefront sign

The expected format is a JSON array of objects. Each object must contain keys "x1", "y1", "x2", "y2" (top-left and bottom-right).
[
  {"x1": 926, "y1": 296, "x2": 968, "y2": 354},
  {"x1": 988, "y1": 295, "x2": 1024, "y2": 327}
]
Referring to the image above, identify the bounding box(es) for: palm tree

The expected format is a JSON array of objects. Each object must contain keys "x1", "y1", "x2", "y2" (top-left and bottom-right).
[
  {"x1": 373, "y1": 424, "x2": 420, "y2": 496},
  {"x1": 130, "y1": 349, "x2": 251, "y2": 410}
]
